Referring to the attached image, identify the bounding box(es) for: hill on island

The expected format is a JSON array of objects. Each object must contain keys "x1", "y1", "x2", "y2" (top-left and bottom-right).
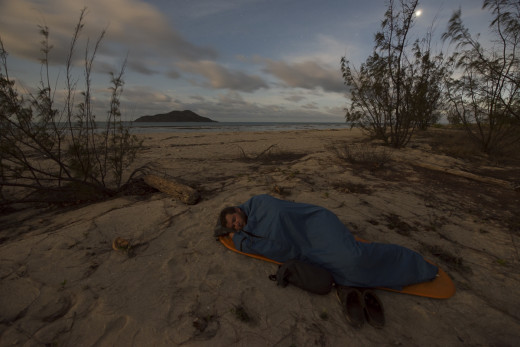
[{"x1": 134, "y1": 110, "x2": 216, "y2": 122}]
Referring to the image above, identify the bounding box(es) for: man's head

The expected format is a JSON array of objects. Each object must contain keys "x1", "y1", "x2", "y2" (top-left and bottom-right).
[{"x1": 219, "y1": 206, "x2": 247, "y2": 231}]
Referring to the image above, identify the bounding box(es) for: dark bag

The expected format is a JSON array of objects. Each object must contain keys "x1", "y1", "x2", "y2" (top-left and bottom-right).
[{"x1": 269, "y1": 259, "x2": 334, "y2": 295}]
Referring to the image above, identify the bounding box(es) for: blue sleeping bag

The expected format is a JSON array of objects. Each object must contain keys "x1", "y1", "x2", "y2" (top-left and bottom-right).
[{"x1": 232, "y1": 194, "x2": 438, "y2": 289}]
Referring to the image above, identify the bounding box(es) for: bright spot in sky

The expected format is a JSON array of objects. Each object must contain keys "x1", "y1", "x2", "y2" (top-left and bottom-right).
[{"x1": 416, "y1": 9, "x2": 423, "y2": 17}]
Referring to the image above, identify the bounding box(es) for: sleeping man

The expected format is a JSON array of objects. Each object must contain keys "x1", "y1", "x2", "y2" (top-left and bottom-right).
[{"x1": 219, "y1": 194, "x2": 438, "y2": 289}]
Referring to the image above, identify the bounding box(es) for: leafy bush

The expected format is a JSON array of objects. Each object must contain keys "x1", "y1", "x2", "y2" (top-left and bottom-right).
[
  {"x1": 0, "y1": 9, "x2": 142, "y2": 205},
  {"x1": 442, "y1": 0, "x2": 520, "y2": 154},
  {"x1": 341, "y1": 0, "x2": 447, "y2": 148}
]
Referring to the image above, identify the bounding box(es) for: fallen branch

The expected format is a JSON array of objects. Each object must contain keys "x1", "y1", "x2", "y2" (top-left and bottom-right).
[{"x1": 143, "y1": 174, "x2": 199, "y2": 204}]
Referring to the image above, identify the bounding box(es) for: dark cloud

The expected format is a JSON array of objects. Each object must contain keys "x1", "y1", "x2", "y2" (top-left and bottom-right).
[
  {"x1": 167, "y1": 70, "x2": 181, "y2": 79},
  {"x1": 189, "y1": 95, "x2": 205, "y2": 101},
  {"x1": 0, "y1": 0, "x2": 217, "y2": 67},
  {"x1": 178, "y1": 61, "x2": 268, "y2": 92},
  {"x1": 127, "y1": 59, "x2": 158, "y2": 75},
  {"x1": 284, "y1": 95, "x2": 306, "y2": 103},
  {"x1": 262, "y1": 59, "x2": 344, "y2": 93}
]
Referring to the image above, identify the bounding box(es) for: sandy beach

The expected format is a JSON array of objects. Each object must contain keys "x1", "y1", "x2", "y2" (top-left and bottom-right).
[{"x1": 1, "y1": 127, "x2": 519, "y2": 346}]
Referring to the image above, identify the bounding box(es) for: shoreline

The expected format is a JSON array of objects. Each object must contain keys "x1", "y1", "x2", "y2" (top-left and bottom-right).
[{"x1": 126, "y1": 121, "x2": 352, "y2": 134}]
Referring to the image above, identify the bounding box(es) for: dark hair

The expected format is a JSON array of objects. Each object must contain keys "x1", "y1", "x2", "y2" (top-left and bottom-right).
[{"x1": 219, "y1": 206, "x2": 237, "y2": 228}]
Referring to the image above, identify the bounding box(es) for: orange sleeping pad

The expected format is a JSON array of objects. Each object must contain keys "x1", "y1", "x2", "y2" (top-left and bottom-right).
[{"x1": 219, "y1": 235, "x2": 455, "y2": 299}]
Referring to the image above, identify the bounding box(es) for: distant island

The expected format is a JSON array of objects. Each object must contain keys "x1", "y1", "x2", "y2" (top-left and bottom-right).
[{"x1": 134, "y1": 110, "x2": 217, "y2": 123}]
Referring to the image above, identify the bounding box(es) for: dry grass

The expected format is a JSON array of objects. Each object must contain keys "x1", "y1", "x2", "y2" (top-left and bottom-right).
[
  {"x1": 327, "y1": 141, "x2": 393, "y2": 169},
  {"x1": 416, "y1": 126, "x2": 520, "y2": 165},
  {"x1": 415, "y1": 127, "x2": 482, "y2": 159},
  {"x1": 237, "y1": 145, "x2": 307, "y2": 164},
  {"x1": 420, "y1": 243, "x2": 472, "y2": 274},
  {"x1": 331, "y1": 181, "x2": 372, "y2": 195}
]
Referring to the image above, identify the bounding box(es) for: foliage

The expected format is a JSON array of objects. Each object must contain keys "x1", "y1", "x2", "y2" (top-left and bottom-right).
[
  {"x1": 328, "y1": 141, "x2": 393, "y2": 169},
  {"x1": 442, "y1": 0, "x2": 520, "y2": 154},
  {"x1": 341, "y1": 0, "x2": 448, "y2": 147},
  {"x1": 407, "y1": 36, "x2": 448, "y2": 130},
  {"x1": 0, "y1": 9, "x2": 142, "y2": 205}
]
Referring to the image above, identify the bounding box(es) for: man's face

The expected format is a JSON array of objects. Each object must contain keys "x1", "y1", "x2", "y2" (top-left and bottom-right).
[{"x1": 225, "y1": 207, "x2": 247, "y2": 231}]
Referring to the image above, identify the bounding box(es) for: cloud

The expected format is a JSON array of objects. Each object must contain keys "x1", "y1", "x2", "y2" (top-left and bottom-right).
[
  {"x1": 121, "y1": 86, "x2": 173, "y2": 104},
  {"x1": 0, "y1": 0, "x2": 217, "y2": 68},
  {"x1": 169, "y1": 0, "x2": 263, "y2": 19},
  {"x1": 262, "y1": 59, "x2": 344, "y2": 93},
  {"x1": 302, "y1": 102, "x2": 319, "y2": 110},
  {"x1": 216, "y1": 91, "x2": 247, "y2": 105},
  {"x1": 173, "y1": 91, "x2": 345, "y2": 122},
  {"x1": 284, "y1": 95, "x2": 306, "y2": 103},
  {"x1": 166, "y1": 70, "x2": 181, "y2": 79},
  {"x1": 117, "y1": 86, "x2": 182, "y2": 119},
  {"x1": 178, "y1": 61, "x2": 268, "y2": 92},
  {"x1": 127, "y1": 59, "x2": 158, "y2": 75},
  {"x1": 189, "y1": 95, "x2": 205, "y2": 101}
]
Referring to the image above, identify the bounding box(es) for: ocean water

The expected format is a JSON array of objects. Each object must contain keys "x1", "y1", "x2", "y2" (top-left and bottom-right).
[{"x1": 126, "y1": 121, "x2": 350, "y2": 134}]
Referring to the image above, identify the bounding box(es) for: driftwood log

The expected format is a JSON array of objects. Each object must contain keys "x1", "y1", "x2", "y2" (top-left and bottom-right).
[
  {"x1": 412, "y1": 162, "x2": 514, "y2": 190},
  {"x1": 143, "y1": 174, "x2": 200, "y2": 205}
]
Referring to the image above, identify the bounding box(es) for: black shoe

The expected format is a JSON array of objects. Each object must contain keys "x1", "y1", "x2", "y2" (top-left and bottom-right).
[
  {"x1": 336, "y1": 286, "x2": 364, "y2": 328},
  {"x1": 362, "y1": 289, "x2": 385, "y2": 328}
]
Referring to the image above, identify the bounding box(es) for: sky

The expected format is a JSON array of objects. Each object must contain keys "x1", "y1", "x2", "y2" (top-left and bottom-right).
[{"x1": 0, "y1": 0, "x2": 492, "y2": 122}]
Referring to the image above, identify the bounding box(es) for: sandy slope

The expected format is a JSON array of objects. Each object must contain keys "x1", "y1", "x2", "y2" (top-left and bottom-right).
[{"x1": 1, "y1": 128, "x2": 519, "y2": 346}]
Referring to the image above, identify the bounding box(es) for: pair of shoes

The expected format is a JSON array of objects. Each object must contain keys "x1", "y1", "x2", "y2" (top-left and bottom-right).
[
  {"x1": 362, "y1": 289, "x2": 385, "y2": 328},
  {"x1": 336, "y1": 286, "x2": 385, "y2": 329}
]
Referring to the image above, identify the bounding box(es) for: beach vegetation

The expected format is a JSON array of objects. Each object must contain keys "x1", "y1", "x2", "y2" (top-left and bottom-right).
[
  {"x1": 231, "y1": 304, "x2": 253, "y2": 323},
  {"x1": 385, "y1": 213, "x2": 416, "y2": 236},
  {"x1": 442, "y1": 0, "x2": 520, "y2": 154},
  {"x1": 237, "y1": 144, "x2": 306, "y2": 164},
  {"x1": 0, "y1": 9, "x2": 142, "y2": 207},
  {"x1": 331, "y1": 181, "x2": 372, "y2": 195},
  {"x1": 414, "y1": 127, "x2": 484, "y2": 160},
  {"x1": 496, "y1": 259, "x2": 508, "y2": 266},
  {"x1": 328, "y1": 141, "x2": 393, "y2": 169},
  {"x1": 341, "y1": 0, "x2": 448, "y2": 148}
]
